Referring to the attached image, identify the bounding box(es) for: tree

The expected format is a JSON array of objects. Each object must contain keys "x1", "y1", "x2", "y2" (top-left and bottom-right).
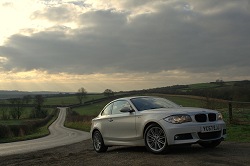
[
  {"x1": 32, "y1": 95, "x2": 47, "y2": 118},
  {"x1": 76, "y1": 87, "x2": 87, "y2": 104},
  {"x1": 8, "y1": 98, "x2": 24, "y2": 119},
  {"x1": 23, "y1": 95, "x2": 32, "y2": 104},
  {"x1": 0, "y1": 105, "x2": 10, "y2": 120},
  {"x1": 103, "y1": 89, "x2": 114, "y2": 97}
]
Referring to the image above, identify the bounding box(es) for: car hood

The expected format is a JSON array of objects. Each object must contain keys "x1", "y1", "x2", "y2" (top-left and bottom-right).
[{"x1": 140, "y1": 107, "x2": 218, "y2": 116}]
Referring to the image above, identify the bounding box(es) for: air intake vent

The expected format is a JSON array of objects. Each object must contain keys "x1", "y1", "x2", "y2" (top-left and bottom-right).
[{"x1": 198, "y1": 131, "x2": 221, "y2": 140}]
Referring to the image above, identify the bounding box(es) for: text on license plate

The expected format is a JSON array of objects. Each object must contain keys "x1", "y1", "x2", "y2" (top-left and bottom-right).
[{"x1": 201, "y1": 125, "x2": 221, "y2": 133}]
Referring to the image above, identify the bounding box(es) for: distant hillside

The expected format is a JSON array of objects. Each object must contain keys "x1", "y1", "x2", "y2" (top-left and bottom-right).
[
  {"x1": 0, "y1": 90, "x2": 71, "y2": 99},
  {"x1": 129, "y1": 80, "x2": 250, "y2": 102}
]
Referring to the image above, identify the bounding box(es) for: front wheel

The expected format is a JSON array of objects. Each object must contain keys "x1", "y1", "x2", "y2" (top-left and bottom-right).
[
  {"x1": 92, "y1": 130, "x2": 108, "y2": 153},
  {"x1": 144, "y1": 124, "x2": 168, "y2": 154},
  {"x1": 198, "y1": 139, "x2": 222, "y2": 148}
]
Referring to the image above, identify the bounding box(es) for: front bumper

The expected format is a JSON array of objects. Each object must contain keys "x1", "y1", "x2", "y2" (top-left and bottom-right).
[{"x1": 158, "y1": 120, "x2": 227, "y2": 145}]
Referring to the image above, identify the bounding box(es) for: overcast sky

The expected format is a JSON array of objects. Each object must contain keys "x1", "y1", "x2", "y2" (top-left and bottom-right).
[{"x1": 0, "y1": 0, "x2": 250, "y2": 92}]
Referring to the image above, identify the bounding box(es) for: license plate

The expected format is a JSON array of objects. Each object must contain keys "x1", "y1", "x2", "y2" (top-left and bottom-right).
[{"x1": 201, "y1": 125, "x2": 221, "y2": 133}]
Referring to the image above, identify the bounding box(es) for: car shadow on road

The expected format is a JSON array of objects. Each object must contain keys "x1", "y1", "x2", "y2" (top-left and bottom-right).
[{"x1": 105, "y1": 144, "x2": 220, "y2": 155}]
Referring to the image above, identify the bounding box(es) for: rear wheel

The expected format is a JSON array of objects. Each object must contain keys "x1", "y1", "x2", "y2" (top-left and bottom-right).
[
  {"x1": 92, "y1": 130, "x2": 108, "y2": 153},
  {"x1": 198, "y1": 139, "x2": 222, "y2": 148},
  {"x1": 144, "y1": 124, "x2": 168, "y2": 154}
]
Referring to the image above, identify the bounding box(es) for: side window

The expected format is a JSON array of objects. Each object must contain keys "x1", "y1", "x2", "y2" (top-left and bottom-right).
[
  {"x1": 112, "y1": 100, "x2": 131, "y2": 115},
  {"x1": 101, "y1": 103, "x2": 113, "y2": 116}
]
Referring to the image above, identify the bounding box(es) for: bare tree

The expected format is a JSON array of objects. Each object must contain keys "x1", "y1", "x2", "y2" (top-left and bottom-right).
[
  {"x1": 23, "y1": 95, "x2": 32, "y2": 104},
  {"x1": 76, "y1": 87, "x2": 87, "y2": 104},
  {"x1": 0, "y1": 105, "x2": 10, "y2": 120},
  {"x1": 103, "y1": 89, "x2": 114, "y2": 97},
  {"x1": 33, "y1": 95, "x2": 47, "y2": 118},
  {"x1": 8, "y1": 98, "x2": 24, "y2": 119}
]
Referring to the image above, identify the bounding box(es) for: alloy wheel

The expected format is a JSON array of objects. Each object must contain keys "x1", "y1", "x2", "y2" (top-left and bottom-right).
[{"x1": 145, "y1": 125, "x2": 167, "y2": 153}]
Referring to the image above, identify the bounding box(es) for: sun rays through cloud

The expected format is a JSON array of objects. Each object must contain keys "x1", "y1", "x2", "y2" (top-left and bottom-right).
[{"x1": 0, "y1": 0, "x2": 250, "y2": 92}]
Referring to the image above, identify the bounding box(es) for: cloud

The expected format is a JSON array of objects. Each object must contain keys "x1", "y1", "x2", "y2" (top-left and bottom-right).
[
  {"x1": 0, "y1": 0, "x2": 250, "y2": 79},
  {"x1": 1, "y1": 2, "x2": 13, "y2": 7},
  {"x1": 32, "y1": 5, "x2": 74, "y2": 22}
]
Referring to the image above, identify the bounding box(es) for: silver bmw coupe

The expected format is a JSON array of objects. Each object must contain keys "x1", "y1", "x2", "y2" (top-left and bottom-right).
[{"x1": 91, "y1": 96, "x2": 226, "y2": 154}]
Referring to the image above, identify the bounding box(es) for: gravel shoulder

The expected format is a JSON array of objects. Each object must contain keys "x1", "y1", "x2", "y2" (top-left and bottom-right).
[{"x1": 0, "y1": 139, "x2": 250, "y2": 166}]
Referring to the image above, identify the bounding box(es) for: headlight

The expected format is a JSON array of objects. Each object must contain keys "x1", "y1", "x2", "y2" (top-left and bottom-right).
[
  {"x1": 164, "y1": 115, "x2": 192, "y2": 124},
  {"x1": 218, "y1": 113, "x2": 223, "y2": 120}
]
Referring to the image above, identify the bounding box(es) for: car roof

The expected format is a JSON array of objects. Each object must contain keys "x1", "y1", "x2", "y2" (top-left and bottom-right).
[{"x1": 113, "y1": 96, "x2": 158, "y2": 101}]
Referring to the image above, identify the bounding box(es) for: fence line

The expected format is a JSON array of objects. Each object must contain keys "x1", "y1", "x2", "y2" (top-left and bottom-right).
[{"x1": 227, "y1": 101, "x2": 250, "y2": 124}]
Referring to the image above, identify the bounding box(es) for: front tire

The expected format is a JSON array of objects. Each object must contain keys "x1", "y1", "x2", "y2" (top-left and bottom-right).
[
  {"x1": 198, "y1": 139, "x2": 222, "y2": 148},
  {"x1": 92, "y1": 130, "x2": 108, "y2": 153},
  {"x1": 144, "y1": 124, "x2": 168, "y2": 154}
]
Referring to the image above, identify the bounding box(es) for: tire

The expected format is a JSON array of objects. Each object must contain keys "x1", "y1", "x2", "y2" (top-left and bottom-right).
[
  {"x1": 92, "y1": 130, "x2": 108, "y2": 153},
  {"x1": 198, "y1": 139, "x2": 222, "y2": 148},
  {"x1": 144, "y1": 124, "x2": 168, "y2": 154}
]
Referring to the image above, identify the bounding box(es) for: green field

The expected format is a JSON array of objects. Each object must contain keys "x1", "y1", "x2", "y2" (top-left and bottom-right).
[
  {"x1": 73, "y1": 100, "x2": 114, "y2": 116},
  {"x1": 66, "y1": 94, "x2": 250, "y2": 142},
  {"x1": 44, "y1": 94, "x2": 106, "y2": 105},
  {"x1": 188, "y1": 83, "x2": 221, "y2": 90},
  {"x1": 0, "y1": 107, "x2": 54, "y2": 121}
]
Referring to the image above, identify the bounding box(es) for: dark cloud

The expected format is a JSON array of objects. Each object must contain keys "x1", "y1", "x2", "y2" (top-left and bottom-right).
[{"x1": 1, "y1": 0, "x2": 250, "y2": 78}]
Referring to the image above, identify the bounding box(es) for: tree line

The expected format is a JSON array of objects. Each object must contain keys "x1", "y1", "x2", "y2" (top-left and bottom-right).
[
  {"x1": 127, "y1": 81, "x2": 250, "y2": 102},
  {"x1": 76, "y1": 87, "x2": 114, "y2": 104},
  {"x1": 0, "y1": 95, "x2": 48, "y2": 120}
]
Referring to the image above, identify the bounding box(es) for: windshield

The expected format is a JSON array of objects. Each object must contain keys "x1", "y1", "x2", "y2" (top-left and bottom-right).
[{"x1": 130, "y1": 97, "x2": 180, "y2": 111}]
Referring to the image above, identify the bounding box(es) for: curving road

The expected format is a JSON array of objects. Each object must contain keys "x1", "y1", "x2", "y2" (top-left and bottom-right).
[{"x1": 0, "y1": 107, "x2": 91, "y2": 156}]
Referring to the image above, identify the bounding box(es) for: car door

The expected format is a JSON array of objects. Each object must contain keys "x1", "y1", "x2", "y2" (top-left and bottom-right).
[
  {"x1": 99, "y1": 102, "x2": 113, "y2": 139},
  {"x1": 107, "y1": 100, "x2": 136, "y2": 140}
]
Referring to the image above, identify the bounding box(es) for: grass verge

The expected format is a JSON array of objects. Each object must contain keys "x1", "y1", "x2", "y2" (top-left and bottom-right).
[
  {"x1": 226, "y1": 124, "x2": 250, "y2": 142},
  {"x1": 65, "y1": 121, "x2": 91, "y2": 132}
]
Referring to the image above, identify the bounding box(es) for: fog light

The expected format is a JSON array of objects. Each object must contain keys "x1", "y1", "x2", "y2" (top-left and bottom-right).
[{"x1": 174, "y1": 133, "x2": 193, "y2": 140}]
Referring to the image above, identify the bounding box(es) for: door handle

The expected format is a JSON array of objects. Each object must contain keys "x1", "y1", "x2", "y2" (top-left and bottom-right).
[{"x1": 108, "y1": 118, "x2": 113, "y2": 122}]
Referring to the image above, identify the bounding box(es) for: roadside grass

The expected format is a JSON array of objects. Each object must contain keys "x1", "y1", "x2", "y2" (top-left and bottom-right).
[
  {"x1": 65, "y1": 94, "x2": 250, "y2": 142},
  {"x1": 0, "y1": 109, "x2": 58, "y2": 143},
  {"x1": 65, "y1": 121, "x2": 91, "y2": 132},
  {"x1": 226, "y1": 124, "x2": 250, "y2": 142}
]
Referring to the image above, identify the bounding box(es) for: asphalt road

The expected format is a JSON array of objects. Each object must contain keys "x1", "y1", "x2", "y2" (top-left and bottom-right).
[{"x1": 0, "y1": 107, "x2": 90, "y2": 156}]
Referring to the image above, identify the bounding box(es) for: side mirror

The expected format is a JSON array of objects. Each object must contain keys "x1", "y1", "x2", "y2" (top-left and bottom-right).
[{"x1": 120, "y1": 107, "x2": 135, "y2": 113}]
